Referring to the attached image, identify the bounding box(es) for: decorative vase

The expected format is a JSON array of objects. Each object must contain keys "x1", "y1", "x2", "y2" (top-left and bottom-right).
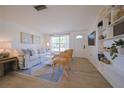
[{"x1": 99, "y1": 35, "x2": 104, "y2": 40}]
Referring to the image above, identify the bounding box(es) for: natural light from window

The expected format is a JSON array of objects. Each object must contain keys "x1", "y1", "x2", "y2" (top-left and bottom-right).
[{"x1": 51, "y1": 35, "x2": 69, "y2": 52}]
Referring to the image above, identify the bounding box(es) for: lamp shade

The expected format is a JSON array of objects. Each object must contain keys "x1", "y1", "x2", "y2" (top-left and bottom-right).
[
  {"x1": 46, "y1": 42, "x2": 50, "y2": 47},
  {"x1": 0, "y1": 41, "x2": 11, "y2": 49}
]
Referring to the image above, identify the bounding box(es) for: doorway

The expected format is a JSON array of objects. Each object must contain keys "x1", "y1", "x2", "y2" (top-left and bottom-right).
[{"x1": 70, "y1": 32, "x2": 86, "y2": 58}]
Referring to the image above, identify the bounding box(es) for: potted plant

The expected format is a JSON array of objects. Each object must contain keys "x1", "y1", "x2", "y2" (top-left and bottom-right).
[
  {"x1": 109, "y1": 43, "x2": 118, "y2": 60},
  {"x1": 108, "y1": 39, "x2": 124, "y2": 60},
  {"x1": 114, "y1": 39, "x2": 124, "y2": 55}
]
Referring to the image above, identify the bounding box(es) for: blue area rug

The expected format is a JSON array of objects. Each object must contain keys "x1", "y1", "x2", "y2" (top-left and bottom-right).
[
  {"x1": 20, "y1": 69, "x2": 31, "y2": 75},
  {"x1": 37, "y1": 67, "x2": 63, "y2": 83},
  {"x1": 19, "y1": 65, "x2": 63, "y2": 83},
  {"x1": 19, "y1": 62, "x2": 45, "y2": 75}
]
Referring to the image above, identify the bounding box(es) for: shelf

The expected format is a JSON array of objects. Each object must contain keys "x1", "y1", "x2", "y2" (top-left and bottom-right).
[
  {"x1": 100, "y1": 60, "x2": 111, "y2": 64},
  {"x1": 104, "y1": 51, "x2": 124, "y2": 61},
  {"x1": 98, "y1": 50, "x2": 104, "y2": 53},
  {"x1": 98, "y1": 39, "x2": 104, "y2": 41},
  {"x1": 111, "y1": 5, "x2": 121, "y2": 11},
  {"x1": 98, "y1": 28, "x2": 106, "y2": 32},
  {"x1": 104, "y1": 34, "x2": 124, "y2": 41},
  {"x1": 110, "y1": 16, "x2": 124, "y2": 26}
]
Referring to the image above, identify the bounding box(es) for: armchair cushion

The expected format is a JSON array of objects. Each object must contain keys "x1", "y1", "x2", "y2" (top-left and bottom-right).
[{"x1": 53, "y1": 49, "x2": 73, "y2": 62}]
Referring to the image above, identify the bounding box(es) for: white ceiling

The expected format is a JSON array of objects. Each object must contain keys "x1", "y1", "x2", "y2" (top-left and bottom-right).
[{"x1": 1, "y1": 5, "x2": 104, "y2": 34}]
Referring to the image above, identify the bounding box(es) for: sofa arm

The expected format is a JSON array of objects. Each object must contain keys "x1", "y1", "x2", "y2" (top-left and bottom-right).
[{"x1": 23, "y1": 54, "x2": 30, "y2": 61}]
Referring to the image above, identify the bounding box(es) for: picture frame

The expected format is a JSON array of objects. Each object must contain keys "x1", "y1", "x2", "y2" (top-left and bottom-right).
[
  {"x1": 20, "y1": 32, "x2": 33, "y2": 44},
  {"x1": 33, "y1": 35, "x2": 40, "y2": 44},
  {"x1": 88, "y1": 31, "x2": 96, "y2": 46}
]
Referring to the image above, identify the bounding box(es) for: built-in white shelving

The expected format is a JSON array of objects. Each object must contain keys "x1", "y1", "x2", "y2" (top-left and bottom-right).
[
  {"x1": 110, "y1": 16, "x2": 124, "y2": 26},
  {"x1": 98, "y1": 28, "x2": 106, "y2": 33},
  {"x1": 97, "y1": 5, "x2": 124, "y2": 64},
  {"x1": 105, "y1": 34, "x2": 124, "y2": 41}
]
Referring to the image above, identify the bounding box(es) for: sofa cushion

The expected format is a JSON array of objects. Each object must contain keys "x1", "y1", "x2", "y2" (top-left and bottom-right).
[
  {"x1": 37, "y1": 49, "x2": 41, "y2": 54},
  {"x1": 22, "y1": 49, "x2": 30, "y2": 55},
  {"x1": 30, "y1": 54, "x2": 41, "y2": 61},
  {"x1": 30, "y1": 49, "x2": 35, "y2": 56}
]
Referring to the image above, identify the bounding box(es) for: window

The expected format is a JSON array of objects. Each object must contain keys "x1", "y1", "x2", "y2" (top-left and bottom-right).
[{"x1": 51, "y1": 35, "x2": 69, "y2": 52}]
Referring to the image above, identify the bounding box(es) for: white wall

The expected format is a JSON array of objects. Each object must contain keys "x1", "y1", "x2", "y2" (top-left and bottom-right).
[
  {"x1": 0, "y1": 6, "x2": 45, "y2": 49},
  {"x1": 0, "y1": 19, "x2": 45, "y2": 49},
  {"x1": 86, "y1": 18, "x2": 124, "y2": 88},
  {"x1": 43, "y1": 34, "x2": 51, "y2": 49}
]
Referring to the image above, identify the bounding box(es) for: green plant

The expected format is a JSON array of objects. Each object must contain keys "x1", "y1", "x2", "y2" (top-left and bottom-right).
[
  {"x1": 109, "y1": 39, "x2": 124, "y2": 60},
  {"x1": 114, "y1": 39, "x2": 124, "y2": 48},
  {"x1": 109, "y1": 44, "x2": 118, "y2": 60}
]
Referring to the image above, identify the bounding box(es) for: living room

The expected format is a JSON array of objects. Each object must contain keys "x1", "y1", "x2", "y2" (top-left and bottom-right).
[{"x1": 0, "y1": 2, "x2": 124, "y2": 90}]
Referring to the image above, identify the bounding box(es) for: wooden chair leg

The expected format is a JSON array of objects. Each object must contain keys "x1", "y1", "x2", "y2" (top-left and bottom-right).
[
  {"x1": 63, "y1": 65, "x2": 69, "y2": 78},
  {"x1": 68, "y1": 64, "x2": 71, "y2": 71},
  {"x1": 52, "y1": 64, "x2": 55, "y2": 78}
]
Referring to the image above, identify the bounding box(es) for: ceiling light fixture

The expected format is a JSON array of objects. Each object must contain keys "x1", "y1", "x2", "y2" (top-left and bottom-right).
[{"x1": 76, "y1": 35, "x2": 83, "y2": 39}]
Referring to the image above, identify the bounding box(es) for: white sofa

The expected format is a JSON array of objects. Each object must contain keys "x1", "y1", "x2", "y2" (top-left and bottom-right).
[{"x1": 17, "y1": 48, "x2": 55, "y2": 69}]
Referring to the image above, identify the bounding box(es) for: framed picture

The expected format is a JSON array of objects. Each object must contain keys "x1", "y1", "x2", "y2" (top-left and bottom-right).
[
  {"x1": 88, "y1": 31, "x2": 96, "y2": 46},
  {"x1": 20, "y1": 32, "x2": 33, "y2": 44},
  {"x1": 33, "y1": 35, "x2": 40, "y2": 44}
]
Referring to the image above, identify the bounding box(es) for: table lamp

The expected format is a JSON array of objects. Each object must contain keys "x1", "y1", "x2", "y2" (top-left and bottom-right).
[
  {"x1": 0, "y1": 41, "x2": 11, "y2": 52},
  {"x1": 0, "y1": 41, "x2": 12, "y2": 58}
]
